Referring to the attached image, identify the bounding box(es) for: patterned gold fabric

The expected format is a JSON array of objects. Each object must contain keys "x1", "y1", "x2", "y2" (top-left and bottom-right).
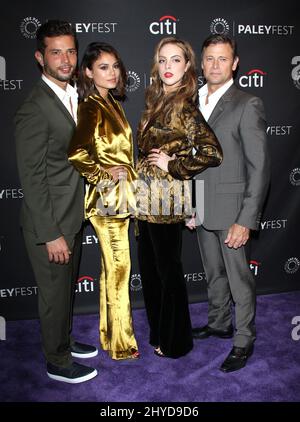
[
  {"x1": 68, "y1": 93, "x2": 137, "y2": 218},
  {"x1": 136, "y1": 102, "x2": 223, "y2": 224}
]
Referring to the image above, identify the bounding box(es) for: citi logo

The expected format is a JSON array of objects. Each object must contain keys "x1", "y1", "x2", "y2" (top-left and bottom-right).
[
  {"x1": 76, "y1": 276, "x2": 95, "y2": 293},
  {"x1": 239, "y1": 69, "x2": 267, "y2": 88},
  {"x1": 249, "y1": 260, "x2": 260, "y2": 276},
  {"x1": 149, "y1": 15, "x2": 178, "y2": 35}
]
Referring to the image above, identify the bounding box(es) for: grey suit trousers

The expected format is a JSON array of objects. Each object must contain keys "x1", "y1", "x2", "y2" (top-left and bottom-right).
[
  {"x1": 196, "y1": 226, "x2": 256, "y2": 348},
  {"x1": 23, "y1": 230, "x2": 82, "y2": 367}
]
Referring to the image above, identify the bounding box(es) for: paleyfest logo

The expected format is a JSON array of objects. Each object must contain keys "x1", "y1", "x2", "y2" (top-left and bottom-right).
[
  {"x1": 0, "y1": 188, "x2": 23, "y2": 199},
  {"x1": 290, "y1": 168, "x2": 300, "y2": 186},
  {"x1": 284, "y1": 258, "x2": 300, "y2": 274},
  {"x1": 149, "y1": 15, "x2": 178, "y2": 35},
  {"x1": 73, "y1": 22, "x2": 117, "y2": 33},
  {"x1": 210, "y1": 18, "x2": 230, "y2": 35},
  {"x1": 20, "y1": 17, "x2": 41, "y2": 39},
  {"x1": 210, "y1": 18, "x2": 293, "y2": 37},
  {"x1": 237, "y1": 24, "x2": 294, "y2": 36},
  {"x1": 126, "y1": 71, "x2": 141, "y2": 92},
  {"x1": 0, "y1": 58, "x2": 23, "y2": 91},
  {"x1": 130, "y1": 274, "x2": 142, "y2": 291}
]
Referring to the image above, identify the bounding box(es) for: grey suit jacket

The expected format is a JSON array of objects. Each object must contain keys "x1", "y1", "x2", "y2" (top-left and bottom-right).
[
  {"x1": 15, "y1": 79, "x2": 84, "y2": 244},
  {"x1": 195, "y1": 84, "x2": 270, "y2": 231}
]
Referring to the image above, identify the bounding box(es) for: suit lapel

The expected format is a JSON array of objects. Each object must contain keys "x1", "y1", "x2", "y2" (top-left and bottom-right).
[
  {"x1": 208, "y1": 84, "x2": 237, "y2": 127},
  {"x1": 38, "y1": 79, "x2": 76, "y2": 128}
]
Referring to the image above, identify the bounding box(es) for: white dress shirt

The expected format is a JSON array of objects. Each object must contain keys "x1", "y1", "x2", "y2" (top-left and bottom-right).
[
  {"x1": 199, "y1": 78, "x2": 234, "y2": 121},
  {"x1": 42, "y1": 74, "x2": 78, "y2": 123}
]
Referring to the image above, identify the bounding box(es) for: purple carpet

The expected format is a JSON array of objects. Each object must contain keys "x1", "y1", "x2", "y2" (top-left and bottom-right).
[{"x1": 1, "y1": 291, "x2": 300, "y2": 402}]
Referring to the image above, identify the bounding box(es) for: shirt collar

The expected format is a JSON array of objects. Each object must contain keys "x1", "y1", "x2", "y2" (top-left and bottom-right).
[
  {"x1": 42, "y1": 74, "x2": 78, "y2": 102},
  {"x1": 199, "y1": 78, "x2": 234, "y2": 102}
]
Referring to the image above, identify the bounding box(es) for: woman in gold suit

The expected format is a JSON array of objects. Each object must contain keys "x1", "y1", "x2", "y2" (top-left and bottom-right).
[
  {"x1": 136, "y1": 37, "x2": 223, "y2": 358},
  {"x1": 68, "y1": 42, "x2": 139, "y2": 360}
]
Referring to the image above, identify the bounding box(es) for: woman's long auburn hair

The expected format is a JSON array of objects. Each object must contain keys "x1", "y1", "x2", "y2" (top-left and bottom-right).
[
  {"x1": 77, "y1": 42, "x2": 127, "y2": 102},
  {"x1": 140, "y1": 37, "x2": 198, "y2": 130}
]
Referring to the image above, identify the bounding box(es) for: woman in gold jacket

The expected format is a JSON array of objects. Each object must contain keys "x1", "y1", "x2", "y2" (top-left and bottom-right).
[
  {"x1": 136, "y1": 37, "x2": 223, "y2": 358},
  {"x1": 68, "y1": 42, "x2": 138, "y2": 360}
]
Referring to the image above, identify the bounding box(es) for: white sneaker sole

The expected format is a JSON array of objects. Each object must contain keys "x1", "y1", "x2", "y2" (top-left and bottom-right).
[
  {"x1": 71, "y1": 349, "x2": 98, "y2": 359},
  {"x1": 47, "y1": 368, "x2": 98, "y2": 384}
]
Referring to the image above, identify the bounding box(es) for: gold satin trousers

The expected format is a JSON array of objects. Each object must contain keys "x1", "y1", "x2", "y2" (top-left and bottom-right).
[{"x1": 90, "y1": 216, "x2": 138, "y2": 359}]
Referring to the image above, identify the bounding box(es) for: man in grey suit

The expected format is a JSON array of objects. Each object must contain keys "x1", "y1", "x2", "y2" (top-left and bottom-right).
[
  {"x1": 188, "y1": 34, "x2": 270, "y2": 372},
  {"x1": 15, "y1": 20, "x2": 98, "y2": 383}
]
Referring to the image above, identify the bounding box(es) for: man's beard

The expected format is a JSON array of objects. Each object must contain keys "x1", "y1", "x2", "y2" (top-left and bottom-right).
[{"x1": 44, "y1": 63, "x2": 74, "y2": 82}]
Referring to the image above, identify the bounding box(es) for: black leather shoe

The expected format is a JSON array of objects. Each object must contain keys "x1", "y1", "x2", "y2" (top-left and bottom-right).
[
  {"x1": 47, "y1": 362, "x2": 98, "y2": 384},
  {"x1": 192, "y1": 325, "x2": 234, "y2": 340},
  {"x1": 220, "y1": 345, "x2": 254, "y2": 373},
  {"x1": 70, "y1": 342, "x2": 98, "y2": 358}
]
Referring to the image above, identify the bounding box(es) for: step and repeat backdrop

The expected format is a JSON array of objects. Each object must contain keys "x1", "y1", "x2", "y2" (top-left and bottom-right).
[{"x1": 0, "y1": 0, "x2": 299, "y2": 320}]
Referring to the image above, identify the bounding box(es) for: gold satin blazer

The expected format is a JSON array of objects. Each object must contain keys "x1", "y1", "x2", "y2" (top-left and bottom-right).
[
  {"x1": 136, "y1": 102, "x2": 223, "y2": 224},
  {"x1": 68, "y1": 93, "x2": 136, "y2": 219}
]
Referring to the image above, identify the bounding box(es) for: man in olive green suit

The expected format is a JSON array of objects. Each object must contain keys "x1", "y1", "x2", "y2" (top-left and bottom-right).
[{"x1": 15, "y1": 20, "x2": 98, "y2": 384}]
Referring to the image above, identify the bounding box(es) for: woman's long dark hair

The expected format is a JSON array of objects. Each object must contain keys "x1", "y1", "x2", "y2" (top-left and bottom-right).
[{"x1": 77, "y1": 42, "x2": 127, "y2": 101}]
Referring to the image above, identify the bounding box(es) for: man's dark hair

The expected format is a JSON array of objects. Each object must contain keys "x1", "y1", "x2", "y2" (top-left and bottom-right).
[
  {"x1": 201, "y1": 34, "x2": 238, "y2": 59},
  {"x1": 36, "y1": 20, "x2": 78, "y2": 54}
]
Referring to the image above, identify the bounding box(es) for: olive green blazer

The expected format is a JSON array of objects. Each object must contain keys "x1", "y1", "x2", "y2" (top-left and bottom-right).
[{"x1": 15, "y1": 79, "x2": 84, "y2": 244}]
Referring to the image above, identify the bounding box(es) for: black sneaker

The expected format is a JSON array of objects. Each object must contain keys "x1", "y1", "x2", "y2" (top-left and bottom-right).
[
  {"x1": 70, "y1": 342, "x2": 98, "y2": 359},
  {"x1": 47, "y1": 362, "x2": 98, "y2": 384}
]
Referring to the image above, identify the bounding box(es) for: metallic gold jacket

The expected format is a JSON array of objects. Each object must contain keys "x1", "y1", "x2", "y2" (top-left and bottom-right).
[
  {"x1": 136, "y1": 103, "x2": 223, "y2": 224},
  {"x1": 68, "y1": 93, "x2": 136, "y2": 218}
]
